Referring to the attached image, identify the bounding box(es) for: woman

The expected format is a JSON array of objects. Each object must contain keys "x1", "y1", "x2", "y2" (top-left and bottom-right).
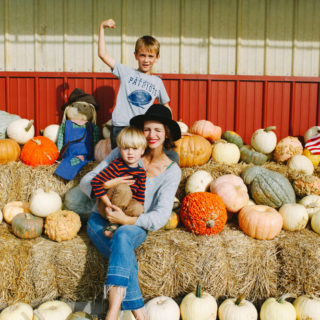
[{"x1": 80, "y1": 104, "x2": 181, "y2": 320}]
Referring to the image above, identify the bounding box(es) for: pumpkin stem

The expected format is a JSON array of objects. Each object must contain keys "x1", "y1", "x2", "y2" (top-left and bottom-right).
[
  {"x1": 196, "y1": 282, "x2": 202, "y2": 298},
  {"x1": 206, "y1": 219, "x2": 215, "y2": 228},
  {"x1": 264, "y1": 126, "x2": 276, "y2": 132},
  {"x1": 235, "y1": 294, "x2": 245, "y2": 305},
  {"x1": 44, "y1": 186, "x2": 51, "y2": 193},
  {"x1": 25, "y1": 119, "x2": 34, "y2": 132},
  {"x1": 277, "y1": 293, "x2": 295, "y2": 303},
  {"x1": 31, "y1": 138, "x2": 41, "y2": 146}
]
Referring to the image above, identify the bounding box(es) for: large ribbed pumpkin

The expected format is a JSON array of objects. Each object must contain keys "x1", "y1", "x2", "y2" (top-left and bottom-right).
[
  {"x1": 180, "y1": 192, "x2": 227, "y2": 235},
  {"x1": 20, "y1": 136, "x2": 59, "y2": 166},
  {"x1": 241, "y1": 166, "x2": 296, "y2": 208},
  {"x1": 0, "y1": 138, "x2": 21, "y2": 164},
  {"x1": 189, "y1": 120, "x2": 221, "y2": 142},
  {"x1": 174, "y1": 135, "x2": 212, "y2": 167}
]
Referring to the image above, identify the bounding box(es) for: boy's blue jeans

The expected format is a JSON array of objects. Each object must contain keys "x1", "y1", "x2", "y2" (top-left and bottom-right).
[{"x1": 87, "y1": 212, "x2": 147, "y2": 310}]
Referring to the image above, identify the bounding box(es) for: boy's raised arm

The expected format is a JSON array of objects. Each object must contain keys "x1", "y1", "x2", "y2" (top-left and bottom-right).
[{"x1": 98, "y1": 19, "x2": 116, "y2": 69}]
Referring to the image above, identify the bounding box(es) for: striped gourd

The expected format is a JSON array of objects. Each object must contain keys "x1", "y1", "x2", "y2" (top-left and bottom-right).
[{"x1": 241, "y1": 166, "x2": 296, "y2": 208}]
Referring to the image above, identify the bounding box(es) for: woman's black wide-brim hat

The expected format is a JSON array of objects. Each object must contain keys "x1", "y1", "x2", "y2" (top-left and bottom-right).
[
  {"x1": 130, "y1": 104, "x2": 181, "y2": 141},
  {"x1": 61, "y1": 88, "x2": 99, "y2": 110}
]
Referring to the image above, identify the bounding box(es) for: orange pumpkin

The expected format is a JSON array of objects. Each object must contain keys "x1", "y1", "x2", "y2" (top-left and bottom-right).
[
  {"x1": 163, "y1": 211, "x2": 179, "y2": 230},
  {"x1": 180, "y1": 192, "x2": 227, "y2": 235},
  {"x1": 189, "y1": 120, "x2": 222, "y2": 142},
  {"x1": 174, "y1": 135, "x2": 212, "y2": 167},
  {"x1": 94, "y1": 138, "x2": 111, "y2": 162},
  {"x1": 0, "y1": 138, "x2": 21, "y2": 164},
  {"x1": 20, "y1": 136, "x2": 59, "y2": 166},
  {"x1": 238, "y1": 205, "x2": 283, "y2": 240}
]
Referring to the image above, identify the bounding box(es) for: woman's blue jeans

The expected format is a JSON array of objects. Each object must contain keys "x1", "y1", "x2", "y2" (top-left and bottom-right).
[{"x1": 87, "y1": 212, "x2": 147, "y2": 310}]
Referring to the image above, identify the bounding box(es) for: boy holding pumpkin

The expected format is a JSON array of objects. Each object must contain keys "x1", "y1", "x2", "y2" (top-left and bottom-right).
[{"x1": 90, "y1": 126, "x2": 147, "y2": 237}]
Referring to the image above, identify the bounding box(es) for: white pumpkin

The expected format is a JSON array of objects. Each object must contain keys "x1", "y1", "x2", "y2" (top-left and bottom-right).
[
  {"x1": 210, "y1": 174, "x2": 249, "y2": 213},
  {"x1": 299, "y1": 195, "x2": 320, "y2": 219},
  {"x1": 173, "y1": 197, "x2": 180, "y2": 210},
  {"x1": 218, "y1": 295, "x2": 258, "y2": 320},
  {"x1": 185, "y1": 170, "x2": 213, "y2": 195},
  {"x1": 311, "y1": 211, "x2": 320, "y2": 235},
  {"x1": 6, "y1": 118, "x2": 35, "y2": 144},
  {"x1": 287, "y1": 155, "x2": 314, "y2": 175},
  {"x1": 293, "y1": 295, "x2": 320, "y2": 320},
  {"x1": 118, "y1": 311, "x2": 135, "y2": 320},
  {"x1": 304, "y1": 126, "x2": 320, "y2": 143},
  {"x1": 180, "y1": 283, "x2": 217, "y2": 320},
  {"x1": 251, "y1": 126, "x2": 277, "y2": 154},
  {"x1": 102, "y1": 119, "x2": 112, "y2": 139},
  {"x1": 30, "y1": 188, "x2": 62, "y2": 217},
  {"x1": 278, "y1": 203, "x2": 308, "y2": 231},
  {"x1": 0, "y1": 302, "x2": 34, "y2": 320},
  {"x1": 177, "y1": 120, "x2": 189, "y2": 133},
  {"x1": 260, "y1": 294, "x2": 296, "y2": 320},
  {"x1": 212, "y1": 142, "x2": 240, "y2": 165},
  {"x1": 43, "y1": 124, "x2": 60, "y2": 143},
  {"x1": 246, "y1": 199, "x2": 256, "y2": 206},
  {"x1": 145, "y1": 296, "x2": 180, "y2": 320},
  {"x1": 34, "y1": 301, "x2": 72, "y2": 320},
  {"x1": 3, "y1": 201, "x2": 31, "y2": 224}
]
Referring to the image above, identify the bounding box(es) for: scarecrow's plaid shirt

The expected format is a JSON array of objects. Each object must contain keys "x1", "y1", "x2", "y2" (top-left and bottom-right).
[{"x1": 57, "y1": 121, "x2": 100, "y2": 166}]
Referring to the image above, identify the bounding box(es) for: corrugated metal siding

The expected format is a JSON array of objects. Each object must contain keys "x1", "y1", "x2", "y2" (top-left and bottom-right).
[
  {"x1": 2, "y1": 0, "x2": 320, "y2": 76},
  {"x1": 1, "y1": 72, "x2": 319, "y2": 144}
]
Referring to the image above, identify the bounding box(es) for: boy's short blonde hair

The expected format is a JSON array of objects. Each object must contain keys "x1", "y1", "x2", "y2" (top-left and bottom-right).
[
  {"x1": 116, "y1": 126, "x2": 147, "y2": 150},
  {"x1": 135, "y1": 35, "x2": 160, "y2": 56}
]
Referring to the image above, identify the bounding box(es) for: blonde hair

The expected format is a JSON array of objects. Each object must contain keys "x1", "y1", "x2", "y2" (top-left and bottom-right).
[
  {"x1": 135, "y1": 36, "x2": 160, "y2": 56},
  {"x1": 116, "y1": 126, "x2": 147, "y2": 150}
]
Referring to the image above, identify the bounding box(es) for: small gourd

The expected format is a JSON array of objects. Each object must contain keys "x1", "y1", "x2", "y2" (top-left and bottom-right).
[
  {"x1": 12, "y1": 213, "x2": 43, "y2": 239},
  {"x1": 302, "y1": 148, "x2": 320, "y2": 167},
  {"x1": 145, "y1": 296, "x2": 180, "y2": 320},
  {"x1": 66, "y1": 311, "x2": 93, "y2": 320},
  {"x1": 299, "y1": 194, "x2": 320, "y2": 218},
  {"x1": 278, "y1": 203, "x2": 308, "y2": 231},
  {"x1": 177, "y1": 120, "x2": 189, "y2": 134},
  {"x1": 0, "y1": 302, "x2": 34, "y2": 320},
  {"x1": 30, "y1": 188, "x2": 62, "y2": 218},
  {"x1": 251, "y1": 126, "x2": 277, "y2": 154},
  {"x1": 240, "y1": 145, "x2": 268, "y2": 165},
  {"x1": 7, "y1": 118, "x2": 35, "y2": 144},
  {"x1": 102, "y1": 119, "x2": 112, "y2": 139},
  {"x1": 43, "y1": 124, "x2": 60, "y2": 143},
  {"x1": 221, "y1": 131, "x2": 244, "y2": 148},
  {"x1": 212, "y1": 142, "x2": 240, "y2": 165},
  {"x1": 189, "y1": 120, "x2": 221, "y2": 142},
  {"x1": 185, "y1": 170, "x2": 213, "y2": 195},
  {"x1": 180, "y1": 282, "x2": 217, "y2": 320},
  {"x1": 3, "y1": 201, "x2": 31, "y2": 224},
  {"x1": 293, "y1": 295, "x2": 320, "y2": 320},
  {"x1": 311, "y1": 211, "x2": 320, "y2": 235},
  {"x1": 260, "y1": 294, "x2": 296, "y2": 320},
  {"x1": 162, "y1": 211, "x2": 179, "y2": 230},
  {"x1": 34, "y1": 300, "x2": 72, "y2": 320},
  {"x1": 287, "y1": 155, "x2": 314, "y2": 175},
  {"x1": 0, "y1": 138, "x2": 21, "y2": 164},
  {"x1": 218, "y1": 295, "x2": 258, "y2": 320}
]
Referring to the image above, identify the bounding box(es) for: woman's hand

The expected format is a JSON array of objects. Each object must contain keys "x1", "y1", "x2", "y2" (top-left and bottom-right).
[
  {"x1": 103, "y1": 176, "x2": 135, "y2": 189},
  {"x1": 105, "y1": 204, "x2": 138, "y2": 225}
]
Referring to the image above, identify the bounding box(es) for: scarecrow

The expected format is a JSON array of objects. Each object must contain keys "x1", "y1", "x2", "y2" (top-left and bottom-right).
[{"x1": 54, "y1": 88, "x2": 100, "y2": 181}]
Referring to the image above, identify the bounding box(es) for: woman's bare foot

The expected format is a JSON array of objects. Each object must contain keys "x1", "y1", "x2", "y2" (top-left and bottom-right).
[
  {"x1": 105, "y1": 286, "x2": 126, "y2": 320},
  {"x1": 132, "y1": 307, "x2": 147, "y2": 320}
]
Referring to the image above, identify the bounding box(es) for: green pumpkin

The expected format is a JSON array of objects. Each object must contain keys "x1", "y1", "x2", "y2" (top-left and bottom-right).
[
  {"x1": 12, "y1": 213, "x2": 43, "y2": 239},
  {"x1": 0, "y1": 111, "x2": 21, "y2": 139},
  {"x1": 240, "y1": 145, "x2": 268, "y2": 165},
  {"x1": 66, "y1": 311, "x2": 93, "y2": 320},
  {"x1": 222, "y1": 130, "x2": 244, "y2": 147},
  {"x1": 241, "y1": 166, "x2": 296, "y2": 208}
]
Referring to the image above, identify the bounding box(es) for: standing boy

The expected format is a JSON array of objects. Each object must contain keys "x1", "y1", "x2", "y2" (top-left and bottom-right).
[{"x1": 98, "y1": 18, "x2": 171, "y2": 148}]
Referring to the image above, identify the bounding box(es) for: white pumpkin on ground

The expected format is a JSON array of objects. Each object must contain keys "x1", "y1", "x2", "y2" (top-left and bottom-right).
[
  {"x1": 278, "y1": 203, "x2": 308, "y2": 231},
  {"x1": 34, "y1": 300, "x2": 72, "y2": 320},
  {"x1": 0, "y1": 302, "x2": 34, "y2": 320},
  {"x1": 30, "y1": 188, "x2": 62, "y2": 218},
  {"x1": 287, "y1": 154, "x2": 314, "y2": 175},
  {"x1": 311, "y1": 211, "x2": 320, "y2": 235},
  {"x1": 177, "y1": 120, "x2": 189, "y2": 134},
  {"x1": 299, "y1": 195, "x2": 320, "y2": 219},
  {"x1": 180, "y1": 283, "x2": 217, "y2": 320},
  {"x1": 185, "y1": 170, "x2": 213, "y2": 195},
  {"x1": 260, "y1": 294, "x2": 296, "y2": 320},
  {"x1": 251, "y1": 126, "x2": 277, "y2": 154},
  {"x1": 6, "y1": 118, "x2": 35, "y2": 144},
  {"x1": 293, "y1": 295, "x2": 320, "y2": 320},
  {"x1": 210, "y1": 174, "x2": 249, "y2": 213},
  {"x1": 3, "y1": 201, "x2": 31, "y2": 224},
  {"x1": 304, "y1": 126, "x2": 320, "y2": 143},
  {"x1": 218, "y1": 295, "x2": 258, "y2": 320},
  {"x1": 145, "y1": 296, "x2": 180, "y2": 320},
  {"x1": 43, "y1": 124, "x2": 60, "y2": 143},
  {"x1": 212, "y1": 142, "x2": 240, "y2": 165}
]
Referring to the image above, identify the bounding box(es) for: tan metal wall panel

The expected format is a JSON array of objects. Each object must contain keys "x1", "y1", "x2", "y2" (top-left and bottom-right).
[
  {"x1": 0, "y1": 0, "x2": 4, "y2": 71},
  {"x1": 237, "y1": 0, "x2": 266, "y2": 75},
  {"x1": 293, "y1": 0, "x2": 320, "y2": 77},
  {"x1": 209, "y1": 0, "x2": 237, "y2": 75},
  {"x1": 265, "y1": 0, "x2": 294, "y2": 76}
]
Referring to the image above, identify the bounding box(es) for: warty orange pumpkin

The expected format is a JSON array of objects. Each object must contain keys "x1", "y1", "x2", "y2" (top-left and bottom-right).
[{"x1": 180, "y1": 192, "x2": 227, "y2": 235}]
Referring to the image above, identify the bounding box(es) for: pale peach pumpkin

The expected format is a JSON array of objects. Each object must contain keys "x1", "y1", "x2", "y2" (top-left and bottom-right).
[
  {"x1": 94, "y1": 138, "x2": 111, "y2": 162},
  {"x1": 189, "y1": 120, "x2": 222, "y2": 142}
]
